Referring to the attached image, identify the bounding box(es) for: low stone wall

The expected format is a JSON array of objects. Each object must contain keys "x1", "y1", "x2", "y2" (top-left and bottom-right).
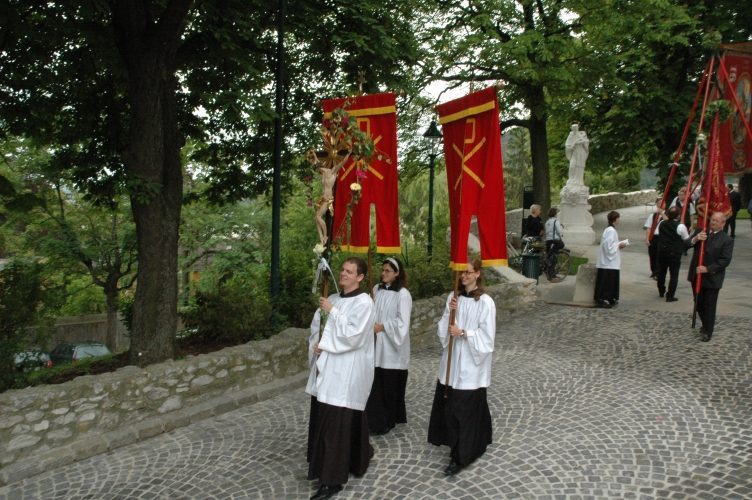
[
  {"x1": 0, "y1": 281, "x2": 539, "y2": 484},
  {"x1": 588, "y1": 189, "x2": 658, "y2": 215}
]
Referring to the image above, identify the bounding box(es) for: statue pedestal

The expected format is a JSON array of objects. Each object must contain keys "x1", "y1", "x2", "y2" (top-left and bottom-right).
[{"x1": 559, "y1": 185, "x2": 595, "y2": 247}]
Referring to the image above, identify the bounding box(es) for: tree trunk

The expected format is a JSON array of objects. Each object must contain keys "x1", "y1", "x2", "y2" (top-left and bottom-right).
[
  {"x1": 527, "y1": 86, "x2": 551, "y2": 213},
  {"x1": 127, "y1": 68, "x2": 182, "y2": 366},
  {"x1": 112, "y1": 3, "x2": 190, "y2": 367}
]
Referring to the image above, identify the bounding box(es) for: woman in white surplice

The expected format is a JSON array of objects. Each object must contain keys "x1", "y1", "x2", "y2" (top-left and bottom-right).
[
  {"x1": 427, "y1": 258, "x2": 495, "y2": 477},
  {"x1": 365, "y1": 257, "x2": 412, "y2": 435}
]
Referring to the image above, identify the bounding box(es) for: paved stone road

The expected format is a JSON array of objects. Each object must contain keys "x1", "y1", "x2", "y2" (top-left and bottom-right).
[{"x1": 2, "y1": 210, "x2": 751, "y2": 499}]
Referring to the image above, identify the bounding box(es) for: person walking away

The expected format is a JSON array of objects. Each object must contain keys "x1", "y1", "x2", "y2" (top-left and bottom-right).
[
  {"x1": 595, "y1": 211, "x2": 628, "y2": 308},
  {"x1": 428, "y1": 258, "x2": 495, "y2": 477},
  {"x1": 670, "y1": 186, "x2": 696, "y2": 232},
  {"x1": 524, "y1": 204, "x2": 544, "y2": 238},
  {"x1": 643, "y1": 198, "x2": 664, "y2": 279},
  {"x1": 656, "y1": 206, "x2": 690, "y2": 302},
  {"x1": 688, "y1": 212, "x2": 734, "y2": 342},
  {"x1": 365, "y1": 257, "x2": 412, "y2": 435},
  {"x1": 306, "y1": 257, "x2": 375, "y2": 500},
  {"x1": 724, "y1": 184, "x2": 741, "y2": 237},
  {"x1": 543, "y1": 207, "x2": 564, "y2": 279}
]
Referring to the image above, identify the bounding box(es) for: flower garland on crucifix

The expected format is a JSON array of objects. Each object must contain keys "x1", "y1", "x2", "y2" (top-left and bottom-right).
[{"x1": 307, "y1": 105, "x2": 379, "y2": 256}]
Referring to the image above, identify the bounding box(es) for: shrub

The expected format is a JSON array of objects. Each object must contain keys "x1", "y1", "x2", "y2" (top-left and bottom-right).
[
  {"x1": 180, "y1": 275, "x2": 275, "y2": 345},
  {"x1": 0, "y1": 258, "x2": 57, "y2": 391}
]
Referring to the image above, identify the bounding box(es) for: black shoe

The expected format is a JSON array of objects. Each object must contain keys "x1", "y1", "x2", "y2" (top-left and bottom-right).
[
  {"x1": 311, "y1": 484, "x2": 343, "y2": 500},
  {"x1": 666, "y1": 297, "x2": 678, "y2": 302},
  {"x1": 658, "y1": 290, "x2": 665, "y2": 298},
  {"x1": 609, "y1": 299, "x2": 618, "y2": 306},
  {"x1": 443, "y1": 459, "x2": 463, "y2": 476},
  {"x1": 370, "y1": 426, "x2": 393, "y2": 436},
  {"x1": 597, "y1": 300, "x2": 612, "y2": 309},
  {"x1": 701, "y1": 333, "x2": 711, "y2": 342}
]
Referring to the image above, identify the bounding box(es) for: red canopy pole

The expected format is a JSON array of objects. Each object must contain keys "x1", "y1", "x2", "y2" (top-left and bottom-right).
[
  {"x1": 651, "y1": 58, "x2": 714, "y2": 242},
  {"x1": 678, "y1": 56, "x2": 718, "y2": 227},
  {"x1": 694, "y1": 114, "x2": 721, "y2": 295}
]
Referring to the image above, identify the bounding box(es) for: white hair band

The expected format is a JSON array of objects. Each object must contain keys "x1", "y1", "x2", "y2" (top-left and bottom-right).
[{"x1": 385, "y1": 257, "x2": 399, "y2": 272}]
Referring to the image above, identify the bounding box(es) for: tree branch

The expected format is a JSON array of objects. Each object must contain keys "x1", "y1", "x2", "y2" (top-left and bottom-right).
[{"x1": 501, "y1": 118, "x2": 530, "y2": 131}]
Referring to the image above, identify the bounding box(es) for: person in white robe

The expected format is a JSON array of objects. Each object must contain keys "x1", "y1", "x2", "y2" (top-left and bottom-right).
[
  {"x1": 427, "y1": 258, "x2": 496, "y2": 476},
  {"x1": 365, "y1": 257, "x2": 412, "y2": 435},
  {"x1": 306, "y1": 257, "x2": 375, "y2": 500},
  {"x1": 594, "y1": 211, "x2": 627, "y2": 308}
]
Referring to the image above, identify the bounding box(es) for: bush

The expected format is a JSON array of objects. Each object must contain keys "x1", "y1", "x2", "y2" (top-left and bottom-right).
[
  {"x1": 277, "y1": 250, "x2": 319, "y2": 329},
  {"x1": 0, "y1": 258, "x2": 57, "y2": 391},
  {"x1": 180, "y1": 276, "x2": 275, "y2": 345}
]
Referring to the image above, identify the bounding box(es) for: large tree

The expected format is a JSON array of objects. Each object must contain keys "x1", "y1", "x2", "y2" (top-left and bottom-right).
[
  {"x1": 570, "y1": 0, "x2": 752, "y2": 188},
  {"x1": 0, "y1": 0, "x2": 421, "y2": 365},
  {"x1": 419, "y1": 0, "x2": 601, "y2": 210}
]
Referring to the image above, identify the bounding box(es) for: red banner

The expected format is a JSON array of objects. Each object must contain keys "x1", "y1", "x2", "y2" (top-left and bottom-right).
[
  {"x1": 437, "y1": 86, "x2": 507, "y2": 270},
  {"x1": 719, "y1": 51, "x2": 752, "y2": 174},
  {"x1": 321, "y1": 93, "x2": 400, "y2": 254},
  {"x1": 698, "y1": 115, "x2": 732, "y2": 226}
]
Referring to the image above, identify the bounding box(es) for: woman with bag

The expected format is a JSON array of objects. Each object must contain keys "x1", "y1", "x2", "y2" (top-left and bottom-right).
[{"x1": 544, "y1": 207, "x2": 564, "y2": 279}]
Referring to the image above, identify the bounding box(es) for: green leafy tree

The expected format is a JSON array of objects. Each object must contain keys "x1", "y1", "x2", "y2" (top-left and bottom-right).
[
  {"x1": 558, "y1": 0, "x2": 752, "y2": 190},
  {"x1": 0, "y1": 1, "x2": 422, "y2": 366},
  {"x1": 1, "y1": 138, "x2": 137, "y2": 349},
  {"x1": 419, "y1": 0, "x2": 602, "y2": 212}
]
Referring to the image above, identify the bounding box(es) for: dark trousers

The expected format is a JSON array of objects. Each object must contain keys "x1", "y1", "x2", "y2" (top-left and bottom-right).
[
  {"x1": 545, "y1": 240, "x2": 564, "y2": 276},
  {"x1": 694, "y1": 287, "x2": 720, "y2": 336},
  {"x1": 648, "y1": 237, "x2": 659, "y2": 275},
  {"x1": 656, "y1": 252, "x2": 681, "y2": 298},
  {"x1": 724, "y1": 215, "x2": 737, "y2": 237}
]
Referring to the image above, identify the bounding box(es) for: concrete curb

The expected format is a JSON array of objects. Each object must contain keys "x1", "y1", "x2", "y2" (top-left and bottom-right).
[{"x1": 0, "y1": 372, "x2": 307, "y2": 487}]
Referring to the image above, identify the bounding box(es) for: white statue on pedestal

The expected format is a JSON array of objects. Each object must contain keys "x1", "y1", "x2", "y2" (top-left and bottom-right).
[
  {"x1": 565, "y1": 124, "x2": 589, "y2": 186},
  {"x1": 559, "y1": 123, "x2": 595, "y2": 247},
  {"x1": 564, "y1": 123, "x2": 589, "y2": 194}
]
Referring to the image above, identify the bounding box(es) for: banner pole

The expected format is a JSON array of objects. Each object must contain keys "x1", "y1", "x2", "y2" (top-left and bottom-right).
[{"x1": 444, "y1": 270, "x2": 461, "y2": 398}]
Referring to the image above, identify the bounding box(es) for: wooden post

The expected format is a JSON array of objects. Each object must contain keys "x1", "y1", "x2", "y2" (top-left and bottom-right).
[{"x1": 444, "y1": 271, "x2": 461, "y2": 397}]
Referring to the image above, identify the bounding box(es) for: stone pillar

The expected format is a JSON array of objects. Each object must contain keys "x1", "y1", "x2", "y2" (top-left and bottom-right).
[{"x1": 559, "y1": 185, "x2": 596, "y2": 247}]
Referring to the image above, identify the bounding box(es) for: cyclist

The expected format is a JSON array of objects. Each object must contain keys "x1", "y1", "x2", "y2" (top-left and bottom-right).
[{"x1": 543, "y1": 207, "x2": 564, "y2": 279}]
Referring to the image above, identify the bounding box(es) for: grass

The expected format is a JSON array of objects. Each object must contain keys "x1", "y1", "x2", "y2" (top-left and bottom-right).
[{"x1": 569, "y1": 255, "x2": 589, "y2": 275}]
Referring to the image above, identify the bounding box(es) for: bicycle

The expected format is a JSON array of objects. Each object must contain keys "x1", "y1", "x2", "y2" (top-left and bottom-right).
[{"x1": 516, "y1": 236, "x2": 571, "y2": 282}]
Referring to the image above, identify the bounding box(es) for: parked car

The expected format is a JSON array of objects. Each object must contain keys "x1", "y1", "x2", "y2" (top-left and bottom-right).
[
  {"x1": 49, "y1": 341, "x2": 112, "y2": 365},
  {"x1": 14, "y1": 349, "x2": 53, "y2": 372}
]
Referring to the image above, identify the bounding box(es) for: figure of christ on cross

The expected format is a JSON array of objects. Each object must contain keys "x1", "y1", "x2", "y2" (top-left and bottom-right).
[{"x1": 310, "y1": 149, "x2": 351, "y2": 246}]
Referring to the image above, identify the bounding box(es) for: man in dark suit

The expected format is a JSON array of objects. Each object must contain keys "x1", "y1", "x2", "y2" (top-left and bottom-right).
[
  {"x1": 687, "y1": 212, "x2": 734, "y2": 342},
  {"x1": 656, "y1": 206, "x2": 689, "y2": 302},
  {"x1": 724, "y1": 184, "x2": 741, "y2": 237}
]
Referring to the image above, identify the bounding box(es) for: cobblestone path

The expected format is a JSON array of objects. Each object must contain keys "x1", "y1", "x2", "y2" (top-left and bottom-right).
[{"x1": 2, "y1": 305, "x2": 752, "y2": 499}]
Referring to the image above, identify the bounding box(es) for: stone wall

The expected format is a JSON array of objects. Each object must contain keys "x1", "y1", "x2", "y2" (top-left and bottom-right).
[
  {"x1": 0, "y1": 281, "x2": 539, "y2": 484},
  {"x1": 587, "y1": 189, "x2": 658, "y2": 215}
]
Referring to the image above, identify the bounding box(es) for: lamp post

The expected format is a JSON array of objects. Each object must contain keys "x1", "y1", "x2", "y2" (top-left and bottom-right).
[{"x1": 423, "y1": 120, "x2": 443, "y2": 261}]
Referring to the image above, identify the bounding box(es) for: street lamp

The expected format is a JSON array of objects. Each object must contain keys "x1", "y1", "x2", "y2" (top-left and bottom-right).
[{"x1": 422, "y1": 120, "x2": 443, "y2": 261}]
